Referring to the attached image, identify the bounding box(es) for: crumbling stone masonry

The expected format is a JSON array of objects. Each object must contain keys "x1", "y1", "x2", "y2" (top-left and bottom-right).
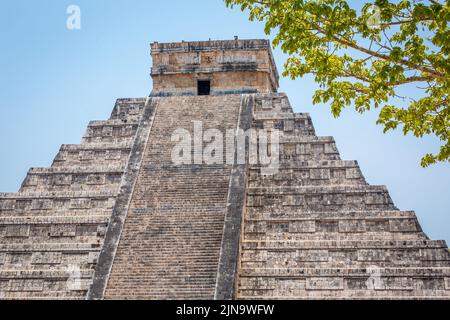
[{"x1": 1, "y1": 39, "x2": 449, "y2": 299}]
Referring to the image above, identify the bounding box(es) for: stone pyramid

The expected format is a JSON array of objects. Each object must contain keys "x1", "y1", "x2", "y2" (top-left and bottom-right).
[{"x1": 0, "y1": 39, "x2": 449, "y2": 300}]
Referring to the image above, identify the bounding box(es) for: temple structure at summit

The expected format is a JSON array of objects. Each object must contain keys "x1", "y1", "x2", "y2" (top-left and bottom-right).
[{"x1": 1, "y1": 39, "x2": 450, "y2": 299}]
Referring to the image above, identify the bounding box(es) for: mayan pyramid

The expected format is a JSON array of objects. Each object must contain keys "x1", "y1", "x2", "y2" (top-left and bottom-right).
[{"x1": 1, "y1": 39, "x2": 450, "y2": 300}]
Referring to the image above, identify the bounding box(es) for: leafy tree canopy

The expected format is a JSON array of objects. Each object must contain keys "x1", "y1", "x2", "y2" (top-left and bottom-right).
[{"x1": 225, "y1": 0, "x2": 450, "y2": 167}]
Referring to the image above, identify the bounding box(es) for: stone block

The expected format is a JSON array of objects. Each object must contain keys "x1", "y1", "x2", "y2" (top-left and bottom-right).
[
  {"x1": 53, "y1": 174, "x2": 72, "y2": 186},
  {"x1": 346, "y1": 278, "x2": 368, "y2": 290},
  {"x1": 267, "y1": 251, "x2": 297, "y2": 268},
  {"x1": 358, "y1": 250, "x2": 389, "y2": 262},
  {"x1": 24, "y1": 175, "x2": 39, "y2": 186},
  {"x1": 306, "y1": 277, "x2": 344, "y2": 290},
  {"x1": 240, "y1": 277, "x2": 275, "y2": 290},
  {"x1": 296, "y1": 143, "x2": 311, "y2": 155},
  {"x1": 365, "y1": 193, "x2": 387, "y2": 205},
  {"x1": 103, "y1": 126, "x2": 113, "y2": 136},
  {"x1": 7, "y1": 280, "x2": 44, "y2": 292},
  {"x1": 31, "y1": 199, "x2": 52, "y2": 210},
  {"x1": 106, "y1": 150, "x2": 121, "y2": 160},
  {"x1": 274, "y1": 279, "x2": 305, "y2": 296},
  {"x1": 417, "y1": 278, "x2": 445, "y2": 290},
  {"x1": 297, "y1": 250, "x2": 329, "y2": 262},
  {"x1": 420, "y1": 249, "x2": 450, "y2": 261},
  {"x1": 366, "y1": 219, "x2": 390, "y2": 232},
  {"x1": 247, "y1": 196, "x2": 263, "y2": 207},
  {"x1": 345, "y1": 167, "x2": 360, "y2": 179},
  {"x1": 316, "y1": 220, "x2": 339, "y2": 233},
  {"x1": 384, "y1": 277, "x2": 413, "y2": 290},
  {"x1": 50, "y1": 225, "x2": 77, "y2": 237},
  {"x1": 69, "y1": 199, "x2": 91, "y2": 209},
  {"x1": 324, "y1": 143, "x2": 337, "y2": 154},
  {"x1": 87, "y1": 174, "x2": 106, "y2": 185},
  {"x1": 267, "y1": 222, "x2": 290, "y2": 233},
  {"x1": 284, "y1": 120, "x2": 294, "y2": 132},
  {"x1": 15, "y1": 200, "x2": 31, "y2": 210},
  {"x1": 5, "y1": 225, "x2": 30, "y2": 238},
  {"x1": 283, "y1": 144, "x2": 296, "y2": 156},
  {"x1": 88, "y1": 252, "x2": 100, "y2": 264},
  {"x1": 289, "y1": 221, "x2": 315, "y2": 233},
  {"x1": 245, "y1": 221, "x2": 267, "y2": 233},
  {"x1": 331, "y1": 169, "x2": 346, "y2": 180},
  {"x1": 0, "y1": 200, "x2": 16, "y2": 210},
  {"x1": 31, "y1": 252, "x2": 62, "y2": 265},
  {"x1": 310, "y1": 169, "x2": 330, "y2": 180},
  {"x1": 389, "y1": 219, "x2": 418, "y2": 232},
  {"x1": 312, "y1": 144, "x2": 324, "y2": 155},
  {"x1": 262, "y1": 99, "x2": 272, "y2": 110},
  {"x1": 283, "y1": 195, "x2": 303, "y2": 206},
  {"x1": 81, "y1": 150, "x2": 94, "y2": 161},
  {"x1": 328, "y1": 250, "x2": 358, "y2": 262},
  {"x1": 339, "y1": 220, "x2": 366, "y2": 233},
  {"x1": 7, "y1": 253, "x2": 31, "y2": 266}
]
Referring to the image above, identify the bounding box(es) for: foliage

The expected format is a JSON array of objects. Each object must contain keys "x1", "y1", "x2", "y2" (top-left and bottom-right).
[{"x1": 225, "y1": 0, "x2": 450, "y2": 167}]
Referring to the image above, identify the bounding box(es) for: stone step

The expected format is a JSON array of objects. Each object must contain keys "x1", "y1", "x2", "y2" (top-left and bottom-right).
[
  {"x1": 0, "y1": 243, "x2": 102, "y2": 252},
  {"x1": 0, "y1": 294, "x2": 86, "y2": 300},
  {"x1": 239, "y1": 267, "x2": 450, "y2": 277},
  {"x1": 52, "y1": 159, "x2": 128, "y2": 170},
  {"x1": 238, "y1": 275, "x2": 450, "y2": 297},
  {"x1": 20, "y1": 166, "x2": 124, "y2": 193},
  {"x1": 241, "y1": 240, "x2": 448, "y2": 250},
  {"x1": 0, "y1": 190, "x2": 117, "y2": 199},
  {"x1": 0, "y1": 269, "x2": 94, "y2": 278},
  {"x1": 0, "y1": 208, "x2": 112, "y2": 217},
  {"x1": 59, "y1": 141, "x2": 133, "y2": 151},
  {"x1": 0, "y1": 227, "x2": 107, "y2": 243},
  {"x1": 52, "y1": 143, "x2": 132, "y2": 167},
  {"x1": 240, "y1": 249, "x2": 450, "y2": 266},
  {"x1": 241, "y1": 257, "x2": 450, "y2": 268},
  {"x1": 253, "y1": 112, "x2": 315, "y2": 135},
  {"x1": 247, "y1": 185, "x2": 396, "y2": 212},
  {"x1": 0, "y1": 193, "x2": 116, "y2": 214},
  {"x1": 274, "y1": 136, "x2": 341, "y2": 162},
  {"x1": 244, "y1": 232, "x2": 427, "y2": 242},
  {"x1": 246, "y1": 209, "x2": 416, "y2": 220},
  {"x1": 0, "y1": 216, "x2": 109, "y2": 225},
  {"x1": 87, "y1": 119, "x2": 141, "y2": 127},
  {"x1": 243, "y1": 212, "x2": 422, "y2": 235},
  {"x1": 0, "y1": 97, "x2": 146, "y2": 300},
  {"x1": 82, "y1": 120, "x2": 139, "y2": 142},
  {"x1": 238, "y1": 291, "x2": 450, "y2": 300},
  {"x1": 81, "y1": 136, "x2": 135, "y2": 145},
  {"x1": 254, "y1": 93, "x2": 294, "y2": 113},
  {"x1": 109, "y1": 98, "x2": 147, "y2": 122},
  {"x1": 103, "y1": 94, "x2": 242, "y2": 299},
  {"x1": 249, "y1": 163, "x2": 366, "y2": 187}
]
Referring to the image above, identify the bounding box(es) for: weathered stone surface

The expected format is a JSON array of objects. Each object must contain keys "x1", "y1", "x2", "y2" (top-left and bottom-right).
[
  {"x1": 0, "y1": 98, "x2": 147, "y2": 299},
  {"x1": 103, "y1": 95, "x2": 242, "y2": 300},
  {"x1": 237, "y1": 93, "x2": 450, "y2": 300},
  {"x1": 1, "y1": 39, "x2": 449, "y2": 300}
]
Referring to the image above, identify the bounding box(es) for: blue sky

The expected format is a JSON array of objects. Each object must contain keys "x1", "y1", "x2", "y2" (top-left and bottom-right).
[{"x1": 0, "y1": 0, "x2": 449, "y2": 244}]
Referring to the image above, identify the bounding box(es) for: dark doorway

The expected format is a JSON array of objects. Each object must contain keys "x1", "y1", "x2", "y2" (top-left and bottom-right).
[{"x1": 198, "y1": 80, "x2": 211, "y2": 96}]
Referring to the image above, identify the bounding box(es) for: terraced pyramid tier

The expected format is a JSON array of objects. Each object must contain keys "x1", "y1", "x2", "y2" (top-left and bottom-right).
[
  {"x1": 0, "y1": 98, "x2": 148, "y2": 299},
  {"x1": 100, "y1": 95, "x2": 247, "y2": 299},
  {"x1": 236, "y1": 93, "x2": 450, "y2": 299}
]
